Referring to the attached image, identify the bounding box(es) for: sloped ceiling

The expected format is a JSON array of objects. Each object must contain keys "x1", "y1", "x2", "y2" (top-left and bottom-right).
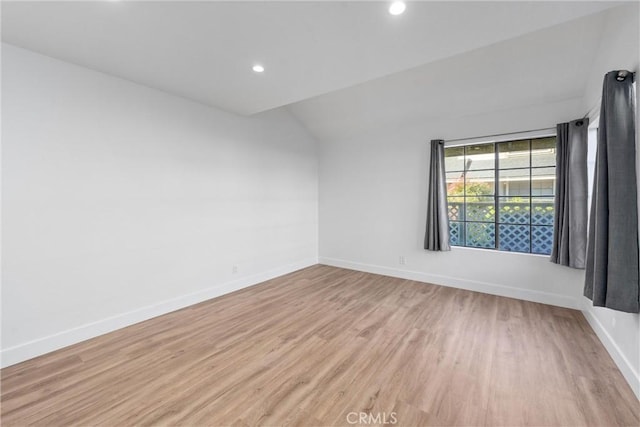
[
  {"x1": 287, "y1": 10, "x2": 610, "y2": 142},
  {"x1": 1, "y1": 1, "x2": 620, "y2": 118}
]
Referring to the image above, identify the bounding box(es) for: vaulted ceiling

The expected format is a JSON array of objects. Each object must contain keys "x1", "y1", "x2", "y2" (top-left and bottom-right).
[
  {"x1": 288, "y1": 9, "x2": 610, "y2": 141},
  {"x1": 2, "y1": 1, "x2": 633, "y2": 140}
]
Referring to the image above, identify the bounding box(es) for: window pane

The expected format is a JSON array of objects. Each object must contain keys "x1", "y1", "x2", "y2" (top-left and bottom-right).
[
  {"x1": 448, "y1": 138, "x2": 556, "y2": 254},
  {"x1": 445, "y1": 147, "x2": 465, "y2": 171},
  {"x1": 499, "y1": 224, "x2": 531, "y2": 253},
  {"x1": 532, "y1": 137, "x2": 556, "y2": 167},
  {"x1": 447, "y1": 197, "x2": 464, "y2": 221},
  {"x1": 499, "y1": 168, "x2": 530, "y2": 196},
  {"x1": 446, "y1": 171, "x2": 465, "y2": 196},
  {"x1": 465, "y1": 170, "x2": 495, "y2": 195},
  {"x1": 498, "y1": 139, "x2": 530, "y2": 169},
  {"x1": 499, "y1": 197, "x2": 530, "y2": 224},
  {"x1": 532, "y1": 167, "x2": 555, "y2": 195},
  {"x1": 450, "y1": 221, "x2": 464, "y2": 246},
  {"x1": 466, "y1": 222, "x2": 495, "y2": 248},
  {"x1": 532, "y1": 226, "x2": 554, "y2": 254},
  {"x1": 532, "y1": 197, "x2": 554, "y2": 225},
  {"x1": 465, "y1": 144, "x2": 494, "y2": 170},
  {"x1": 466, "y1": 196, "x2": 495, "y2": 222}
]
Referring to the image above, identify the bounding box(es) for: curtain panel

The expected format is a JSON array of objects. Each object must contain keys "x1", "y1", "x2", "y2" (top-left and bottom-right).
[
  {"x1": 551, "y1": 119, "x2": 589, "y2": 268},
  {"x1": 584, "y1": 70, "x2": 639, "y2": 313},
  {"x1": 424, "y1": 139, "x2": 451, "y2": 251}
]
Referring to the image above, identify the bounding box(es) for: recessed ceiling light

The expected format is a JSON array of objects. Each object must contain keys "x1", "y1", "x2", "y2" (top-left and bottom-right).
[
  {"x1": 252, "y1": 64, "x2": 265, "y2": 73},
  {"x1": 389, "y1": 1, "x2": 406, "y2": 15}
]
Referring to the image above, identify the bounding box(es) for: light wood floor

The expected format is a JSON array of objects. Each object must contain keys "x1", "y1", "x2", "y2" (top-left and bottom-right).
[{"x1": 1, "y1": 265, "x2": 638, "y2": 426}]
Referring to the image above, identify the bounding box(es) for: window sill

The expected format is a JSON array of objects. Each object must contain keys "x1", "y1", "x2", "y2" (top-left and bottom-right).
[{"x1": 449, "y1": 245, "x2": 551, "y2": 258}]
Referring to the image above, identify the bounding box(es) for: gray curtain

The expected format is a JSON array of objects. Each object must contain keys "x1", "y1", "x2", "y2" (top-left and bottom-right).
[
  {"x1": 584, "y1": 70, "x2": 639, "y2": 313},
  {"x1": 424, "y1": 139, "x2": 450, "y2": 251},
  {"x1": 551, "y1": 119, "x2": 588, "y2": 268}
]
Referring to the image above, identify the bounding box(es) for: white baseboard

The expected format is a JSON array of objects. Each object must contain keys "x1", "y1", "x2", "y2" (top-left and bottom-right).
[
  {"x1": 581, "y1": 304, "x2": 640, "y2": 400},
  {"x1": 0, "y1": 257, "x2": 317, "y2": 368},
  {"x1": 319, "y1": 257, "x2": 580, "y2": 309}
]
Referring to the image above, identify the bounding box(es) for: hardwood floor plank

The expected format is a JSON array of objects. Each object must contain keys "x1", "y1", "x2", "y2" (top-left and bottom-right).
[{"x1": 1, "y1": 265, "x2": 638, "y2": 426}]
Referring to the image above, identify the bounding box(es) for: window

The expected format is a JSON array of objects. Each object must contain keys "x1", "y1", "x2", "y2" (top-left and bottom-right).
[{"x1": 444, "y1": 137, "x2": 556, "y2": 254}]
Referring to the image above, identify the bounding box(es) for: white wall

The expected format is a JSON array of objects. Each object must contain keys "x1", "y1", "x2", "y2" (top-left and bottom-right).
[
  {"x1": 579, "y1": 2, "x2": 640, "y2": 399},
  {"x1": 0, "y1": 44, "x2": 319, "y2": 366},
  {"x1": 319, "y1": 98, "x2": 587, "y2": 309},
  {"x1": 582, "y1": 3, "x2": 640, "y2": 115}
]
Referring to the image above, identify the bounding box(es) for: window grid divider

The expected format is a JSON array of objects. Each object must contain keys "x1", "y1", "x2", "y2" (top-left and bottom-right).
[{"x1": 446, "y1": 137, "x2": 556, "y2": 254}]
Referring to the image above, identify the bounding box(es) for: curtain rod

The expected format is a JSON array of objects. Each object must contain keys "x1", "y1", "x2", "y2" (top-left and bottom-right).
[
  {"x1": 444, "y1": 71, "x2": 634, "y2": 144},
  {"x1": 583, "y1": 99, "x2": 600, "y2": 120},
  {"x1": 444, "y1": 127, "x2": 556, "y2": 144}
]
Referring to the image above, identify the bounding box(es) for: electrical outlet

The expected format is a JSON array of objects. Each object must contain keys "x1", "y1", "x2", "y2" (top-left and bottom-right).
[
  {"x1": 232, "y1": 265, "x2": 238, "y2": 274},
  {"x1": 399, "y1": 256, "x2": 406, "y2": 265}
]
